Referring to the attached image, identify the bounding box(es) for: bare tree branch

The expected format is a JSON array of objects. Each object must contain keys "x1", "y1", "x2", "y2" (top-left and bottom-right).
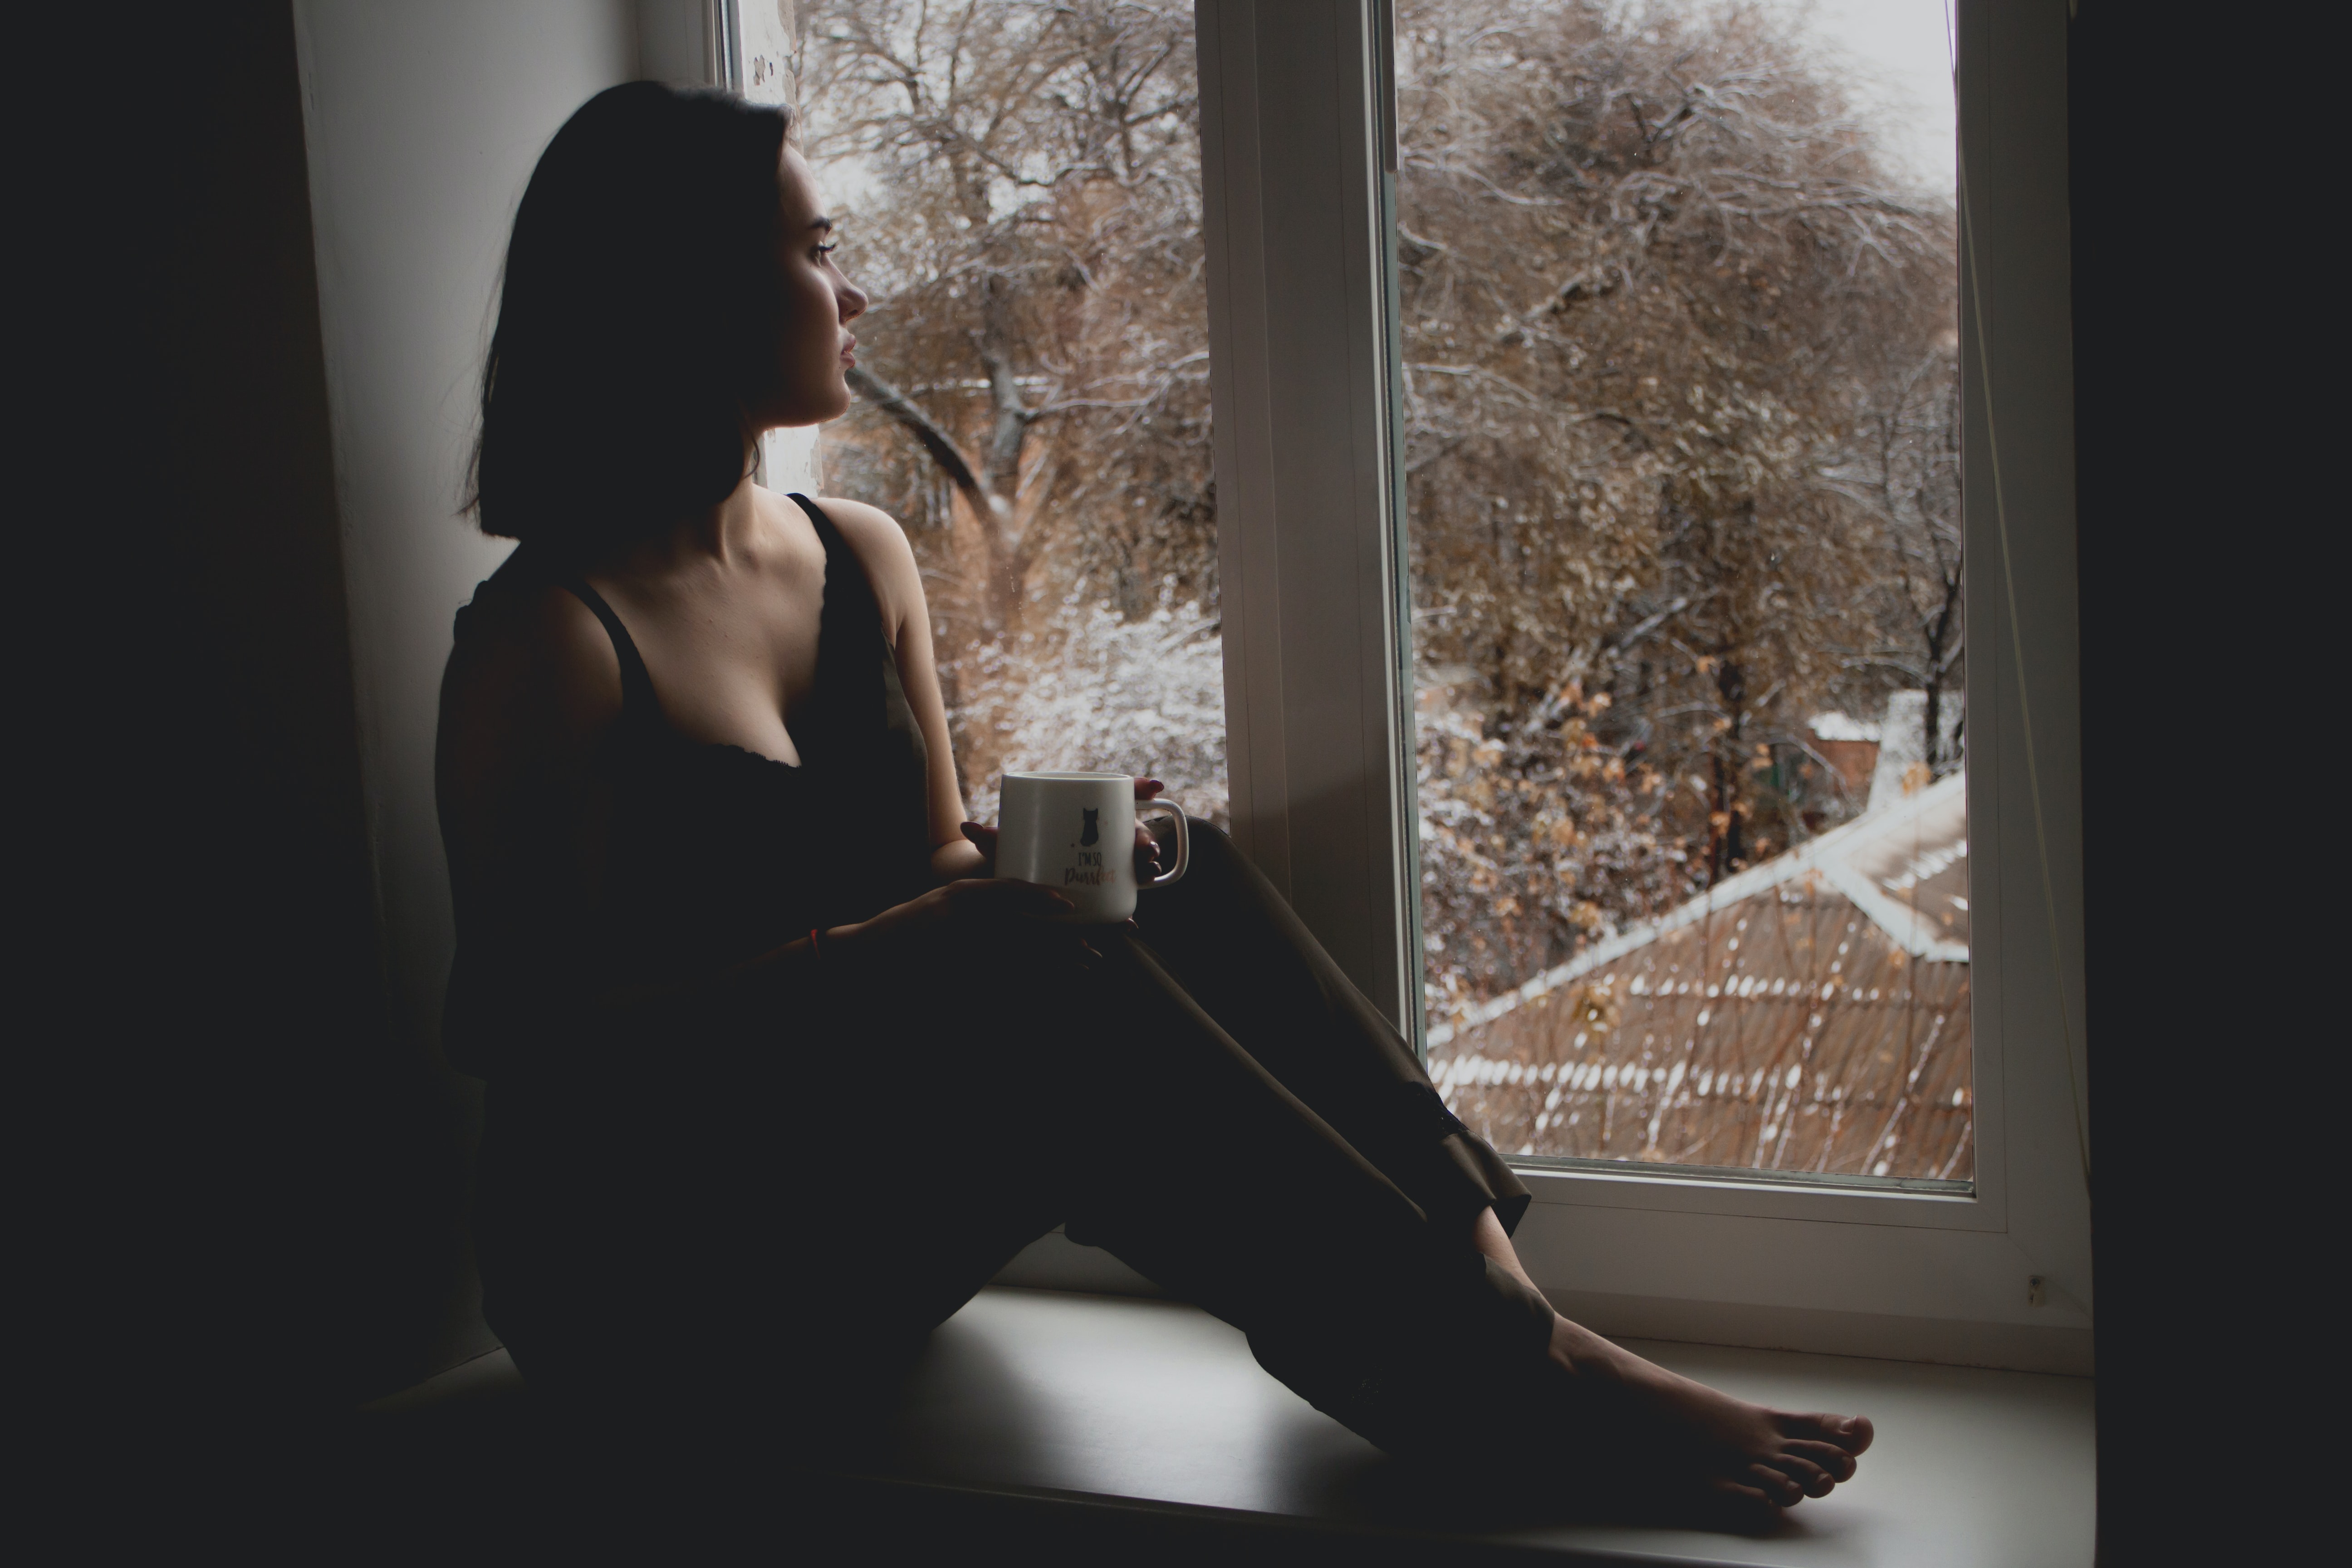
[{"x1": 845, "y1": 364, "x2": 1002, "y2": 520}]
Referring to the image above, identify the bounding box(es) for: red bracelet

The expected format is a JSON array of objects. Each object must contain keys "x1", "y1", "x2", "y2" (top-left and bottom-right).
[{"x1": 808, "y1": 926, "x2": 824, "y2": 960}]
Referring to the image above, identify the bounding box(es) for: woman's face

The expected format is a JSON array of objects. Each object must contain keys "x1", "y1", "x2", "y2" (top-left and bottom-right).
[{"x1": 760, "y1": 145, "x2": 867, "y2": 429}]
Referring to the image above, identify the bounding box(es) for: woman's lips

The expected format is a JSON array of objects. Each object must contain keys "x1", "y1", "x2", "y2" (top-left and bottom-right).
[{"x1": 841, "y1": 336, "x2": 858, "y2": 366}]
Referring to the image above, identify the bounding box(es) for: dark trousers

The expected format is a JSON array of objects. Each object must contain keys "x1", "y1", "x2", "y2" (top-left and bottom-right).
[{"x1": 481, "y1": 821, "x2": 1555, "y2": 1455}]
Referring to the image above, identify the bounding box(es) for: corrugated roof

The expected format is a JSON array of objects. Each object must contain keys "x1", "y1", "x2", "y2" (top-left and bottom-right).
[{"x1": 1430, "y1": 772, "x2": 1972, "y2": 1181}]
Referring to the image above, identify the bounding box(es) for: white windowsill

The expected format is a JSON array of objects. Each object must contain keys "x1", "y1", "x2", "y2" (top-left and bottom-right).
[
  {"x1": 367, "y1": 1286, "x2": 2093, "y2": 1564},
  {"x1": 866, "y1": 1288, "x2": 2093, "y2": 1565},
  {"x1": 992, "y1": 1223, "x2": 2094, "y2": 1378}
]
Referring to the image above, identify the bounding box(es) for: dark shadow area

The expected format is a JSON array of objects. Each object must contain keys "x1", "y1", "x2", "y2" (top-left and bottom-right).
[
  {"x1": 789, "y1": 1478, "x2": 1705, "y2": 1567},
  {"x1": 34, "y1": 2, "x2": 474, "y2": 1477},
  {"x1": 2070, "y1": 7, "x2": 2310, "y2": 1565},
  {"x1": 1260, "y1": 1451, "x2": 1802, "y2": 1543},
  {"x1": 142, "y1": 0, "x2": 471, "y2": 1416}
]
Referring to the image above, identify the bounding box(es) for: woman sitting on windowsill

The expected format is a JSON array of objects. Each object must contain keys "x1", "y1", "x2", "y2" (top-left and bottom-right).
[{"x1": 436, "y1": 81, "x2": 1871, "y2": 1515}]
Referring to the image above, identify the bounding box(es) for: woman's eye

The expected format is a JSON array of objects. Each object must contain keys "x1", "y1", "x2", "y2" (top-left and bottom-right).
[{"x1": 815, "y1": 242, "x2": 839, "y2": 260}]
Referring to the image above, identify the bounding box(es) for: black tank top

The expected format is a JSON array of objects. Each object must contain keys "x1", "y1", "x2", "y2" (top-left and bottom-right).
[{"x1": 444, "y1": 493, "x2": 935, "y2": 1080}]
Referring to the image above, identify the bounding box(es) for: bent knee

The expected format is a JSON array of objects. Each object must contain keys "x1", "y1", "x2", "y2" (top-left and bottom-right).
[
  {"x1": 1143, "y1": 810, "x2": 1230, "y2": 854},
  {"x1": 1178, "y1": 813, "x2": 1235, "y2": 855}
]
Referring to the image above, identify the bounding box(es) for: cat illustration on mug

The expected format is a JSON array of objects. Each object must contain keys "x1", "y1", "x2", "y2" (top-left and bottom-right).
[{"x1": 1080, "y1": 808, "x2": 1100, "y2": 847}]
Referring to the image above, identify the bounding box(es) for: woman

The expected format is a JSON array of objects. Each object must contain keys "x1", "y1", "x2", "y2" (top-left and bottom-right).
[{"x1": 436, "y1": 82, "x2": 1870, "y2": 1513}]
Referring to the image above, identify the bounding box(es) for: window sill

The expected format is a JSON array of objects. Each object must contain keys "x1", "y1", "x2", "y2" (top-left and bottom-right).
[
  {"x1": 838, "y1": 1287, "x2": 2092, "y2": 1564},
  {"x1": 363, "y1": 1286, "x2": 2093, "y2": 1564},
  {"x1": 993, "y1": 1226, "x2": 2096, "y2": 1377}
]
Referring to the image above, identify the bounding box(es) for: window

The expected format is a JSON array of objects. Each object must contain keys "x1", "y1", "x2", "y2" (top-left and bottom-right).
[
  {"x1": 1195, "y1": 0, "x2": 2088, "y2": 1372},
  {"x1": 1396, "y1": 2, "x2": 1974, "y2": 1189}
]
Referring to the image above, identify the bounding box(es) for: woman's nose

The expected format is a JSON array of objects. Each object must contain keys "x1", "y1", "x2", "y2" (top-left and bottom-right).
[{"x1": 840, "y1": 281, "x2": 868, "y2": 323}]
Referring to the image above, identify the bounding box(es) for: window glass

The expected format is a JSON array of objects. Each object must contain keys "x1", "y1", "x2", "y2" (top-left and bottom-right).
[
  {"x1": 783, "y1": 1, "x2": 1226, "y2": 828},
  {"x1": 1400, "y1": 0, "x2": 1969, "y2": 1183}
]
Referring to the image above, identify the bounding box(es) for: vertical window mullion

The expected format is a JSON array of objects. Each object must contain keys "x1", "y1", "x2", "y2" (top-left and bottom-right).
[
  {"x1": 1372, "y1": 0, "x2": 1426, "y2": 1060},
  {"x1": 1197, "y1": 0, "x2": 1416, "y2": 1030}
]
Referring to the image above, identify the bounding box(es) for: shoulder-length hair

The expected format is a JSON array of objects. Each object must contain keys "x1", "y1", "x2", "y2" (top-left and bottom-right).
[{"x1": 470, "y1": 82, "x2": 791, "y2": 554}]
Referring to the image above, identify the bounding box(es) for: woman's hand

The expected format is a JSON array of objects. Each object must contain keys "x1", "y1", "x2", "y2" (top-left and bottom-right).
[
  {"x1": 1129, "y1": 777, "x2": 1169, "y2": 878},
  {"x1": 956, "y1": 776, "x2": 1168, "y2": 880}
]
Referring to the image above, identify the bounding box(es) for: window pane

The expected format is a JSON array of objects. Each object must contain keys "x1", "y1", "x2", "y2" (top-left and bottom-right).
[
  {"x1": 1401, "y1": 0, "x2": 1968, "y2": 1183},
  {"x1": 788, "y1": 1, "x2": 1225, "y2": 827}
]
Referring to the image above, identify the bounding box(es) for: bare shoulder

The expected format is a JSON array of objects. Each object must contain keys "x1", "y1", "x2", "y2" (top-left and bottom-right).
[
  {"x1": 808, "y1": 494, "x2": 925, "y2": 637},
  {"x1": 439, "y1": 568, "x2": 623, "y2": 791},
  {"x1": 808, "y1": 494, "x2": 916, "y2": 564}
]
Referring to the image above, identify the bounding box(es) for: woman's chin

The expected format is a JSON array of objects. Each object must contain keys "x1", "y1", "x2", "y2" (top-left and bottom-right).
[
  {"x1": 761, "y1": 396, "x2": 850, "y2": 432},
  {"x1": 812, "y1": 376, "x2": 855, "y2": 422}
]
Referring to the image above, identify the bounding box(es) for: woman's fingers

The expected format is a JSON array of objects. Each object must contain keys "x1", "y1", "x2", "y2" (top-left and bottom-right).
[
  {"x1": 959, "y1": 822, "x2": 1000, "y2": 875},
  {"x1": 1130, "y1": 781, "x2": 1169, "y2": 874}
]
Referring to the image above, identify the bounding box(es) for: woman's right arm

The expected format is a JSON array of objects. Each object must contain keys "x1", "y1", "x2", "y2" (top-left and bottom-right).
[{"x1": 436, "y1": 579, "x2": 636, "y2": 1064}]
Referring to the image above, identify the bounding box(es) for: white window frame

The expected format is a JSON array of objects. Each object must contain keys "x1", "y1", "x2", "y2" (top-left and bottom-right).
[
  {"x1": 638, "y1": 0, "x2": 769, "y2": 93},
  {"x1": 1196, "y1": 0, "x2": 2091, "y2": 1375}
]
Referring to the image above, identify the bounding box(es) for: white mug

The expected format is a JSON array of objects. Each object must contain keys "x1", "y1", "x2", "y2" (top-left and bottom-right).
[{"x1": 995, "y1": 770, "x2": 1190, "y2": 922}]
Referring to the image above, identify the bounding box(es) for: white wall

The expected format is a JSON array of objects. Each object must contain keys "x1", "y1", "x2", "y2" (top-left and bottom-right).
[{"x1": 293, "y1": 1, "x2": 641, "y2": 1064}]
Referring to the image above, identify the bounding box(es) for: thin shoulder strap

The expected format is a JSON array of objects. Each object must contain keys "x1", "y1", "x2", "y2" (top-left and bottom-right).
[
  {"x1": 785, "y1": 491, "x2": 844, "y2": 554},
  {"x1": 789, "y1": 491, "x2": 888, "y2": 624},
  {"x1": 786, "y1": 492, "x2": 891, "y2": 746},
  {"x1": 552, "y1": 573, "x2": 661, "y2": 722}
]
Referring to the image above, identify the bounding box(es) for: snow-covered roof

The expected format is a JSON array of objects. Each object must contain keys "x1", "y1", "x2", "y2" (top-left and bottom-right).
[
  {"x1": 1429, "y1": 771, "x2": 1967, "y2": 1049},
  {"x1": 1807, "y1": 710, "x2": 1882, "y2": 743}
]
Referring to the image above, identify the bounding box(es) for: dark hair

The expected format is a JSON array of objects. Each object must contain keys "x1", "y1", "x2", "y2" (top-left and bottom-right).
[{"x1": 470, "y1": 82, "x2": 791, "y2": 553}]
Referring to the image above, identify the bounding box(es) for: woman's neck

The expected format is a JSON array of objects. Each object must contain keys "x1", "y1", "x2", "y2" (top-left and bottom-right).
[{"x1": 607, "y1": 473, "x2": 765, "y2": 578}]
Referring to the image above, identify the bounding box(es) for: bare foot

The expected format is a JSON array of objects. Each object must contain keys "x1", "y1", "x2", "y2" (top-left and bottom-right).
[{"x1": 1546, "y1": 1315, "x2": 1874, "y2": 1511}]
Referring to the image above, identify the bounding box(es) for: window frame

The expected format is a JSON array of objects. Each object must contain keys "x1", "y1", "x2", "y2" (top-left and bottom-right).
[{"x1": 1194, "y1": 0, "x2": 2092, "y2": 1373}]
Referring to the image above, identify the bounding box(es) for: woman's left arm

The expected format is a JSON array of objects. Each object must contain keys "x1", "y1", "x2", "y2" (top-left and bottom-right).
[{"x1": 808, "y1": 497, "x2": 986, "y2": 883}]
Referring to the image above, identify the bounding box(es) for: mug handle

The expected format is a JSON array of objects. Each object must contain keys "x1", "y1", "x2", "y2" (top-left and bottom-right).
[{"x1": 1136, "y1": 799, "x2": 1190, "y2": 887}]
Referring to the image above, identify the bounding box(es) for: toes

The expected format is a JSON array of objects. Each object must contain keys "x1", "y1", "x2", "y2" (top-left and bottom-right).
[
  {"x1": 1747, "y1": 1463, "x2": 1805, "y2": 1506},
  {"x1": 1784, "y1": 1438, "x2": 1858, "y2": 1481},
  {"x1": 1786, "y1": 1411, "x2": 1875, "y2": 1455},
  {"x1": 1707, "y1": 1476, "x2": 1779, "y2": 1516},
  {"x1": 1768, "y1": 1453, "x2": 1836, "y2": 1498}
]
